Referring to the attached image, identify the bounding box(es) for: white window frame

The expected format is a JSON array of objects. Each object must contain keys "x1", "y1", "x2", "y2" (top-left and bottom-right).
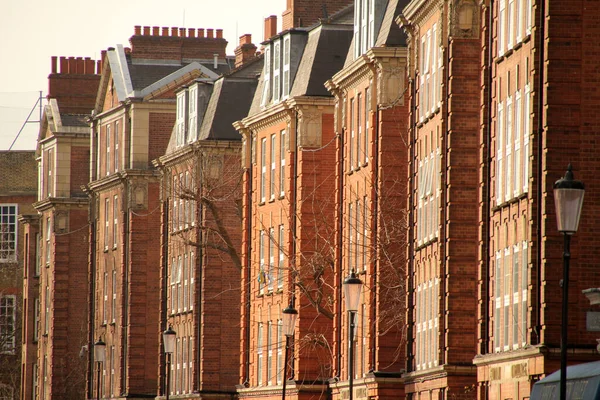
[
  {"x1": 280, "y1": 130, "x2": 286, "y2": 197},
  {"x1": 270, "y1": 134, "x2": 276, "y2": 200},
  {"x1": 494, "y1": 251, "x2": 502, "y2": 351},
  {"x1": 106, "y1": 124, "x2": 111, "y2": 176},
  {"x1": 273, "y1": 41, "x2": 281, "y2": 103},
  {"x1": 261, "y1": 138, "x2": 266, "y2": 203},
  {"x1": 266, "y1": 321, "x2": 272, "y2": 385},
  {"x1": 505, "y1": 96, "x2": 513, "y2": 202},
  {"x1": 0, "y1": 204, "x2": 17, "y2": 262},
  {"x1": 114, "y1": 121, "x2": 120, "y2": 173},
  {"x1": 259, "y1": 231, "x2": 265, "y2": 294},
  {"x1": 512, "y1": 244, "x2": 520, "y2": 348},
  {"x1": 357, "y1": 93, "x2": 362, "y2": 167},
  {"x1": 364, "y1": 87, "x2": 370, "y2": 164},
  {"x1": 113, "y1": 196, "x2": 118, "y2": 248},
  {"x1": 282, "y1": 37, "x2": 291, "y2": 99},
  {"x1": 0, "y1": 296, "x2": 16, "y2": 354},
  {"x1": 104, "y1": 198, "x2": 109, "y2": 250},
  {"x1": 103, "y1": 271, "x2": 108, "y2": 325},
  {"x1": 498, "y1": 0, "x2": 506, "y2": 56},
  {"x1": 350, "y1": 98, "x2": 355, "y2": 170},
  {"x1": 523, "y1": 84, "x2": 530, "y2": 193},
  {"x1": 257, "y1": 323, "x2": 263, "y2": 385},
  {"x1": 507, "y1": 0, "x2": 515, "y2": 50},
  {"x1": 188, "y1": 86, "x2": 197, "y2": 143},
  {"x1": 278, "y1": 225, "x2": 284, "y2": 289},
  {"x1": 190, "y1": 252, "x2": 195, "y2": 310},
  {"x1": 276, "y1": 320, "x2": 283, "y2": 384},
  {"x1": 503, "y1": 247, "x2": 511, "y2": 350},
  {"x1": 514, "y1": 91, "x2": 522, "y2": 197},
  {"x1": 112, "y1": 270, "x2": 116, "y2": 323},
  {"x1": 261, "y1": 47, "x2": 271, "y2": 107},
  {"x1": 496, "y1": 102, "x2": 504, "y2": 205},
  {"x1": 269, "y1": 228, "x2": 275, "y2": 292},
  {"x1": 33, "y1": 298, "x2": 40, "y2": 342}
]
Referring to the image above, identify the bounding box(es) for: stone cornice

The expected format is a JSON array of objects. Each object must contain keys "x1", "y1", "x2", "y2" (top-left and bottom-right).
[
  {"x1": 238, "y1": 101, "x2": 291, "y2": 132},
  {"x1": 403, "y1": 0, "x2": 444, "y2": 26},
  {"x1": 328, "y1": 54, "x2": 373, "y2": 92},
  {"x1": 33, "y1": 197, "x2": 89, "y2": 212},
  {"x1": 156, "y1": 140, "x2": 242, "y2": 169},
  {"x1": 402, "y1": 364, "x2": 477, "y2": 383}
]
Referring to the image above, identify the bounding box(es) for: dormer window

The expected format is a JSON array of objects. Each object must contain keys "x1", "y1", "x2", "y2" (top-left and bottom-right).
[
  {"x1": 188, "y1": 86, "x2": 197, "y2": 143},
  {"x1": 354, "y1": 0, "x2": 375, "y2": 57},
  {"x1": 176, "y1": 90, "x2": 188, "y2": 147},
  {"x1": 273, "y1": 40, "x2": 281, "y2": 103},
  {"x1": 282, "y1": 36, "x2": 291, "y2": 99},
  {"x1": 260, "y1": 46, "x2": 271, "y2": 107}
]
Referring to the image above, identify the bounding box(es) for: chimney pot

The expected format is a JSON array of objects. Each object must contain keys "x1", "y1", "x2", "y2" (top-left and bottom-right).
[
  {"x1": 68, "y1": 57, "x2": 76, "y2": 74},
  {"x1": 189, "y1": 28, "x2": 196, "y2": 38},
  {"x1": 239, "y1": 34, "x2": 252, "y2": 45},
  {"x1": 207, "y1": 29, "x2": 214, "y2": 38},
  {"x1": 198, "y1": 28, "x2": 205, "y2": 38},
  {"x1": 76, "y1": 57, "x2": 83, "y2": 74},
  {"x1": 143, "y1": 26, "x2": 151, "y2": 36},
  {"x1": 51, "y1": 56, "x2": 58, "y2": 74},
  {"x1": 60, "y1": 57, "x2": 68, "y2": 73},
  {"x1": 264, "y1": 15, "x2": 277, "y2": 41},
  {"x1": 171, "y1": 27, "x2": 178, "y2": 36},
  {"x1": 179, "y1": 27, "x2": 186, "y2": 37},
  {"x1": 96, "y1": 60, "x2": 101, "y2": 74},
  {"x1": 162, "y1": 27, "x2": 169, "y2": 36},
  {"x1": 216, "y1": 29, "x2": 223, "y2": 39},
  {"x1": 152, "y1": 26, "x2": 160, "y2": 35},
  {"x1": 134, "y1": 25, "x2": 142, "y2": 35}
]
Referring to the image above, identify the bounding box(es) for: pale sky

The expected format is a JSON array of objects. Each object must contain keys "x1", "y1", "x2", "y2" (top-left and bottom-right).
[{"x1": 0, "y1": 0, "x2": 284, "y2": 150}]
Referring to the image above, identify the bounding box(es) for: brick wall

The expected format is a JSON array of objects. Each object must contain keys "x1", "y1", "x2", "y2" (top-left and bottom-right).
[
  {"x1": 47, "y1": 56, "x2": 100, "y2": 115},
  {"x1": 282, "y1": 0, "x2": 353, "y2": 30}
]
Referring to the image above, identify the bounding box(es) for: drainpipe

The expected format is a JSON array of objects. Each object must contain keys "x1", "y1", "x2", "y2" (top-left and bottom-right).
[
  {"x1": 291, "y1": 109, "x2": 299, "y2": 380},
  {"x1": 406, "y1": 73, "x2": 417, "y2": 372},
  {"x1": 160, "y1": 182, "x2": 169, "y2": 394},
  {"x1": 371, "y1": 99, "x2": 380, "y2": 371},
  {"x1": 482, "y1": 0, "x2": 495, "y2": 356},
  {"x1": 243, "y1": 137, "x2": 252, "y2": 385},
  {"x1": 196, "y1": 149, "x2": 205, "y2": 392},
  {"x1": 534, "y1": 0, "x2": 546, "y2": 346},
  {"x1": 87, "y1": 192, "x2": 97, "y2": 398},
  {"x1": 335, "y1": 102, "x2": 345, "y2": 379}
]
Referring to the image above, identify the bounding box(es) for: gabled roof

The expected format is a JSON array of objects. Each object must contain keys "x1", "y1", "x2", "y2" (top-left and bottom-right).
[{"x1": 95, "y1": 45, "x2": 226, "y2": 113}]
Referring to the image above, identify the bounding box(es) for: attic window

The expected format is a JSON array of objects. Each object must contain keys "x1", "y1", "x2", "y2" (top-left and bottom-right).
[
  {"x1": 260, "y1": 46, "x2": 271, "y2": 107},
  {"x1": 282, "y1": 36, "x2": 291, "y2": 99}
]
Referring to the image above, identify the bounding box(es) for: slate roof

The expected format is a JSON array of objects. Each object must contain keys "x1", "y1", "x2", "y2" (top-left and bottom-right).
[
  {"x1": 128, "y1": 64, "x2": 183, "y2": 91},
  {"x1": 61, "y1": 114, "x2": 90, "y2": 127},
  {"x1": 199, "y1": 58, "x2": 263, "y2": 141},
  {"x1": 375, "y1": 0, "x2": 409, "y2": 47},
  {"x1": 290, "y1": 23, "x2": 353, "y2": 97},
  {"x1": 344, "y1": 0, "x2": 409, "y2": 68}
]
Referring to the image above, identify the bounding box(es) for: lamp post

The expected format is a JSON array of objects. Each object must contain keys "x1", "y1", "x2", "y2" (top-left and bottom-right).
[
  {"x1": 343, "y1": 271, "x2": 363, "y2": 400},
  {"x1": 162, "y1": 326, "x2": 176, "y2": 400},
  {"x1": 553, "y1": 164, "x2": 585, "y2": 400},
  {"x1": 94, "y1": 339, "x2": 106, "y2": 400},
  {"x1": 281, "y1": 303, "x2": 298, "y2": 400}
]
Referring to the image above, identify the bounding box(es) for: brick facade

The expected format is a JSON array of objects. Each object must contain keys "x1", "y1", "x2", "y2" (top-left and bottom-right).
[
  {"x1": 0, "y1": 152, "x2": 37, "y2": 400},
  {"x1": 326, "y1": 46, "x2": 410, "y2": 399}
]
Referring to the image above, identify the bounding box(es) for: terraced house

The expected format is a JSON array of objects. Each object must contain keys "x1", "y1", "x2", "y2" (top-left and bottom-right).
[
  {"x1": 153, "y1": 35, "x2": 261, "y2": 398},
  {"x1": 87, "y1": 26, "x2": 231, "y2": 399}
]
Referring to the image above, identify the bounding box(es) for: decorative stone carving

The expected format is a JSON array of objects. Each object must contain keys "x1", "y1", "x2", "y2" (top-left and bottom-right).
[
  {"x1": 54, "y1": 211, "x2": 69, "y2": 234},
  {"x1": 130, "y1": 183, "x2": 147, "y2": 210},
  {"x1": 450, "y1": 0, "x2": 480, "y2": 39},
  {"x1": 296, "y1": 107, "x2": 322, "y2": 148},
  {"x1": 377, "y1": 59, "x2": 406, "y2": 107}
]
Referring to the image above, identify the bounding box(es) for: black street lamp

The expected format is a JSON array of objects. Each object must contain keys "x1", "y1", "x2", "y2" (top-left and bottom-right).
[
  {"x1": 281, "y1": 303, "x2": 298, "y2": 400},
  {"x1": 554, "y1": 164, "x2": 585, "y2": 400},
  {"x1": 94, "y1": 339, "x2": 106, "y2": 400},
  {"x1": 343, "y1": 271, "x2": 363, "y2": 400},
  {"x1": 162, "y1": 326, "x2": 176, "y2": 400}
]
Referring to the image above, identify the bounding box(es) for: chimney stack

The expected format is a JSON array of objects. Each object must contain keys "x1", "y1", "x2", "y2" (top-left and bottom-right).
[
  {"x1": 234, "y1": 34, "x2": 258, "y2": 68},
  {"x1": 47, "y1": 55, "x2": 101, "y2": 114},
  {"x1": 264, "y1": 15, "x2": 277, "y2": 41}
]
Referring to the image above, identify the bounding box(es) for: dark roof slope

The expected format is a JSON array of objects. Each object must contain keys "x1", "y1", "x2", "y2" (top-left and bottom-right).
[
  {"x1": 61, "y1": 114, "x2": 89, "y2": 127},
  {"x1": 375, "y1": 0, "x2": 409, "y2": 47},
  {"x1": 291, "y1": 24, "x2": 353, "y2": 97},
  {"x1": 199, "y1": 59, "x2": 263, "y2": 141},
  {"x1": 128, "y1": 63, "x2": 184, "y2": 91}
]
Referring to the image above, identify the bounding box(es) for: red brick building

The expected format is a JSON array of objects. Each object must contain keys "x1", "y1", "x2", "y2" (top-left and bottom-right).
[
  {"x1": 325, "y1": 0, "x2": 410, "y2": 398},
  {"x1": 474, "y1": 0, "x2": 600, "y2": 397},
  {"x1": 24, "y1": 56, "x2": 100, "y2": 400},
  {"x1": 87, "y1": 26, "x2": 232, "y2": 399},
  {"x1": 0, "y1": 151, "x2": 37, "y2": 400},
  {"x1": 400, "y1": 0, "x2": 482, "y2": 397},
  {"x1": 153, "y1": 37, "x2": 261, "y2": 398},
  {"x1": 235, "y1": 3, "x2": 353, "y2": 398}
]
